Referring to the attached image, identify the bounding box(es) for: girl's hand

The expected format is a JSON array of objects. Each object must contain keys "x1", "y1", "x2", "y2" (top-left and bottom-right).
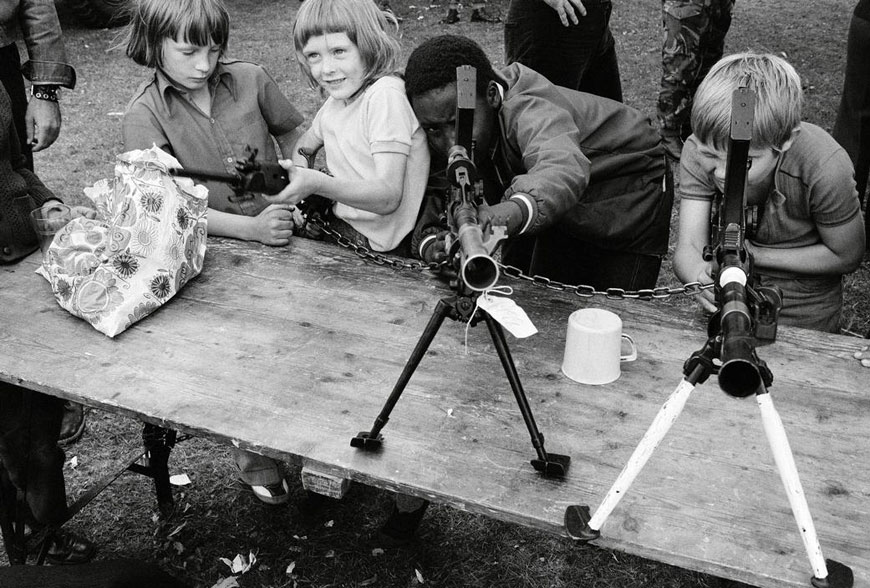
[
  {"x1": 268, "y1": 161, "x2": 322, "y2": 206},
  {"x1": 253, "y1": 203, "x2": 296, "y2": 246}
]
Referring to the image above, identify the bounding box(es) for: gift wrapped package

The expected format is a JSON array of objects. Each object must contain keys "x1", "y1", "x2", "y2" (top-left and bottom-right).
[{"x1": 38, "y1": 147, "x2": 209, "y2": 337}]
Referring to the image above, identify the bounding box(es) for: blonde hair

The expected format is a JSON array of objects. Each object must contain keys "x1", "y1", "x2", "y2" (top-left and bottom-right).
[
  {"x1": 122, "y1": 0, "x2": 230, "y2": 68},
  {"x1": 293, "y1": 0, "x2": 401, "y2": 92},
  {"x1": 691, "y1": 53, "x2": 802, "y2": 150}
]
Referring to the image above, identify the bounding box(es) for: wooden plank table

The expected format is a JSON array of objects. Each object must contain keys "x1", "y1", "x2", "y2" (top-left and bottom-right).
[{"x1": 1, "y1": 237, "x2": 867, "y2": 587}]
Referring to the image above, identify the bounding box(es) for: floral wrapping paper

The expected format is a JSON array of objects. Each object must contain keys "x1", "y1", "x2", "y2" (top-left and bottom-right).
[{"x1": 37, "y1": 147, "x2": 209, "y2": 337}]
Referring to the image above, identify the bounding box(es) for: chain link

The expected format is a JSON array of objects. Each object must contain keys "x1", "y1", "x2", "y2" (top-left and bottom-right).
[
  {"x1": 495, "y1": 261, "x2": 714, "y2": 300},
  {"x1": 302, "y1": 213, "x2": 714, "y2": 301},
  {"x1": 305, "y1": 214, "x2": 446, "y2": 272}
]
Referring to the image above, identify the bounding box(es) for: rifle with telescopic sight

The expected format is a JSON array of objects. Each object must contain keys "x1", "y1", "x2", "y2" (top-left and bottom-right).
[
  {"x1": 702, "y1": 86, "x2": 782, "y2": 397},
  {"x1": 441, "y1": 65, "x2": 507, "y2": 292}
]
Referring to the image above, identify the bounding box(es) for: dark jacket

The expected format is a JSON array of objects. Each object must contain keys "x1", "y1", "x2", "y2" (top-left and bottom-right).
[
  {"x1": 0, "y1": 83, "x2": 58, "y2": 263},
  {"x1": 413, "y1": 63, "x2": 671, "y2": 257}
]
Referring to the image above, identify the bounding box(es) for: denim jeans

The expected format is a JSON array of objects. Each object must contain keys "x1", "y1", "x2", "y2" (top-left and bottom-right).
[
  {"x1": 327, "y1": 215, "x2": 413, "y2": 258},
  {"x1": 504, "y1": 0, "x2": 623, "y2": 100}
]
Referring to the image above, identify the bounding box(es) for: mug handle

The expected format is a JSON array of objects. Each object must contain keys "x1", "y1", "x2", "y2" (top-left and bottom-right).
[{"x1": 620, "y1": 334, "x2": 638, "y2": 362}]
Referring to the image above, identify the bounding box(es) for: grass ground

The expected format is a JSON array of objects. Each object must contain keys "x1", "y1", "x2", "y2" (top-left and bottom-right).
[{"x1": 7, "y1": 0, "x2": 868, "y2": 586}]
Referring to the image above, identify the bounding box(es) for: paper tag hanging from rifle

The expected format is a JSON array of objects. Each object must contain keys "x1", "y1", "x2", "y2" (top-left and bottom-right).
[{"x1": 478, "y1": 289, "x2": 537, "y2": 338}]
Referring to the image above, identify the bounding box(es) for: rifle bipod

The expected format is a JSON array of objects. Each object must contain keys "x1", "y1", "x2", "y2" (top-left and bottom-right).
[
  {"x1": 350, "y1": 292, "x2": 571, "y2": 478},
  {"x1": 562, "y1": 316, "x2": 853, "y2": 588}
]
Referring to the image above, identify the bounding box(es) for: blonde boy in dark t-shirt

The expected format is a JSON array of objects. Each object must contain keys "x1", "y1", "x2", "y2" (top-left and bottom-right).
[{"x1": 674, "y1": 53, "x2": 865, "y2": 333}]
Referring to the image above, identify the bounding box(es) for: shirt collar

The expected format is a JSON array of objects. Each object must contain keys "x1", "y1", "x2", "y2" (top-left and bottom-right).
[{"x1": 154, "y1": 61, "x2": 237, "y2": 112}]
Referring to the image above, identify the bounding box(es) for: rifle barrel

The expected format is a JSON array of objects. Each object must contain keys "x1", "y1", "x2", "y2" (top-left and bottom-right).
[{"x1": 170, "y1": 167, "x2": 242, "y2": 186}]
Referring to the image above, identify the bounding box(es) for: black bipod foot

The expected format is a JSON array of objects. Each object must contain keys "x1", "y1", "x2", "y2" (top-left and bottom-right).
[
  {"x1": 531, "y1": 453, "x2": 570, "y2": 477},
  {"x1": 811, "y1": 560, "x2": 853, "y2": 588},
  {"x1": 564, "y1": 505, "x2": 599, "y2": 542},
  {"x1": 350, "y1": 431, "x2": 383, "y2": 450}
]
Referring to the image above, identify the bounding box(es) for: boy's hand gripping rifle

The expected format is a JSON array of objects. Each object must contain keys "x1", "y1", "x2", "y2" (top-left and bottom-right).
[{"x1": 443, "y1": 65, "x2": 507, "y2": 292}]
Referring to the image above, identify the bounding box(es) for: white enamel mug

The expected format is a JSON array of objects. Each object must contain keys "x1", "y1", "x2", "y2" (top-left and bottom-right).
[{"x1": 561, "y1": 308, "x2": 637, "y2": 385}]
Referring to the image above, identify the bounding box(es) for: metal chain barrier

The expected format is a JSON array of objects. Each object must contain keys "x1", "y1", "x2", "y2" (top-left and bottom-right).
[{"x1": 302, "y1": 212, "x2": 715, "y2": 301}]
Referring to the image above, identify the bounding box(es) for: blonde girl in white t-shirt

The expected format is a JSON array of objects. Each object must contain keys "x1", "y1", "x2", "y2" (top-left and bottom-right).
[{"x1": 269, "y1": 0, "x2": 429, "y2": 254}]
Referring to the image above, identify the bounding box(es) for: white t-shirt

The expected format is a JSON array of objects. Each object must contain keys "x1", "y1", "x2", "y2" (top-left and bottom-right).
[{"x1": 309, "y1": 75, "x2": 429, "y2": 252}]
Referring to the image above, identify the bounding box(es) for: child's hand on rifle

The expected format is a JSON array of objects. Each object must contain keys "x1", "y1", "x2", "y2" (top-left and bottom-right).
[
  {"x1": 693, "y1": 263, "x2": 717, "y2": 313},
  {"x1": 252, "y1": 203, "x2": 296, "y2": 246},
  {"x1": 268, "y1": 160, "x2": 323, "y2": 207}
]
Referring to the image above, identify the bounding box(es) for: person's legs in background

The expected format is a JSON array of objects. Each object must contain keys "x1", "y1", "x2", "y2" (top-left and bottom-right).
[
  {"x1": 833, "y1": 0, "x2": 870, "y2": 247},
  {"x1": 441, "y1": 1, "x2": 501, "y2": 24},
  {"x1": 0, "y1": 43, "x2": 32, "y2": 171},
  {"x1": 0, "y1": 382, "x2": 96, "y2": 564},
  {"x1": 657, "y1": 0, "x2": 735, "y2": 161},
  {"x1": 504, "y1": 0, "x2": 622, "y2": 100},
  {"x1": 0, "y1": 45, "x2": 87, "y2": 446}
]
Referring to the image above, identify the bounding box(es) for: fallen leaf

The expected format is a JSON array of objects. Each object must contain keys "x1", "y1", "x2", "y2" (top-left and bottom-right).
[
  {"x1": 359, "y1": 575, "x2": 378, "y2": 586},
  {"x1": 324, "y1": 519, "x2": 334, "y2": 528},
  {"x1": 209, "y1": 577, "x2": 239, "y2": 588},
  {"x1": 325, "y1": 550, "x2": 335, "y2": 558},
  {"x1": 371, "y1": 548, "x2": 384, "y2": 557},
  {"x1": 173, "y1": 541, "x2": 184, "y2": 555},
  {"x1": 219, "y1": 551, "x2": 256, "y2": 575},
  {"x1": 168, "y1": 522, "x2": 187, "y2": 538},
  {"x1": 170, "y1": 473, "x2": 191, "y2": 486},
  {"x1": 415, "y1": 568, "x2": 425, "y2": 584},
  {"x1": 285, "y1": 561, "x2": 296, "y2": 575}
]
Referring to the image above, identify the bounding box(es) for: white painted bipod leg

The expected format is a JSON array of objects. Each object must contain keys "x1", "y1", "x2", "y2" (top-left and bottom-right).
[
  {"x1": 756, "y1": 391, "x2": 829, "y2": 581},
  {"x1": 587, "y1": 378, "x2": 696, "y2": 532}
]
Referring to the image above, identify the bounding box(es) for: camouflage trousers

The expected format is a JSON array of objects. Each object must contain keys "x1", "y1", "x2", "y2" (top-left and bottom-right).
[{"x1": 657, "y1": 0, "x2": 735, "y2": 146}]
